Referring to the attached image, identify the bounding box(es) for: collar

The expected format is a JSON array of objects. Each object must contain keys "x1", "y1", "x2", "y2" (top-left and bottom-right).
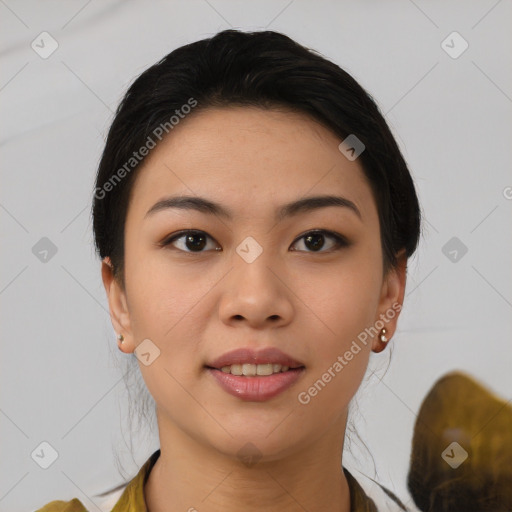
[{"x1": 111, "y1": 449, "x2": 378, "y2": 511}]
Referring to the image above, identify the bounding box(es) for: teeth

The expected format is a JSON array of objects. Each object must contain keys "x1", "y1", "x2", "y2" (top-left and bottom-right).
[
  {"x1": 218, "y1": 363, "x2": 292, "y2": 375},
  {"x1": 242, "y1": 363, "x2": 256, "y2": 376},
  {"x1": 256, "y1": 363, "x2": 273, "y2": 376},
  {"x1": 230, "y1": 364, "x2": 243, "y2": 376}
]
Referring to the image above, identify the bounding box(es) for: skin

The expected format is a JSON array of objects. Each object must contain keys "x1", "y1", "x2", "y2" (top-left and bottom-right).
[{"x1": 101, "y1": 107, "x2": 407, "y2": 512}]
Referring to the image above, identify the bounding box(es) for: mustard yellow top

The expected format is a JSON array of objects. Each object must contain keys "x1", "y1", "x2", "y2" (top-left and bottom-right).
[{"x1": 35, "y1": 449, "x2": 380, "y2": 511}]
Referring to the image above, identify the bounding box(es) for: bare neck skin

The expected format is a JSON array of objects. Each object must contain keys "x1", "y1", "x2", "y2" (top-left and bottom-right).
[{"x1": 144, "y1": 409, "x2": 351, "y2": 512}]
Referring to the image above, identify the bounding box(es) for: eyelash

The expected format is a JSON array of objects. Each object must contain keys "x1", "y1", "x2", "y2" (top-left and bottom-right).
[{"x1": 159, "y1": 229, "x2": 350, "y2": 254}]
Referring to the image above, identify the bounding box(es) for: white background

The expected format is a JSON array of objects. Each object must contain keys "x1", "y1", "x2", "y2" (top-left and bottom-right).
[{"x1": 1, "y1": 1, "x2": 511, "y2": 510}]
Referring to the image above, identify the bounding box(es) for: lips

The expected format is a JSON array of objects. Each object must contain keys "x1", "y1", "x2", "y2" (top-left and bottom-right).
[
  {"x1": 205, "y1": 347, "x2": 305, "y2": 370},
  {"x1": 207, "y1": 367, "x2": 305, "y2": 401},
  {"x1": 205, "y1": 347, "x2": 306, "y2": 401}
]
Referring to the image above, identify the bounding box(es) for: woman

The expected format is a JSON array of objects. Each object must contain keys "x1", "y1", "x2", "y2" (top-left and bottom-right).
[{"x1": 37, "y1": 29, "x2": 421, "y2": 511}]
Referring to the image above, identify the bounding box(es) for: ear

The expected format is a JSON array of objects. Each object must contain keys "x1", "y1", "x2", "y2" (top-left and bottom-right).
[
  {"x1": 371, "y1": 249, "x2": 407, "y2": 353},
  {"x1": 101, "y1": 257, "x2": 134, "y2": 353}
]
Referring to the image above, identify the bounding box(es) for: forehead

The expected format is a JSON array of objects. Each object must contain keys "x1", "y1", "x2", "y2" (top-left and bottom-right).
[{"x1": 126, "y1": 107, "x2": 376, "y2": 223}]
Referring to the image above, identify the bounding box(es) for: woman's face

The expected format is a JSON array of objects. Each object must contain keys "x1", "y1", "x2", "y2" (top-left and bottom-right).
[{"x1": 103, "y1": 107, "x2": 405, "y2": 462}]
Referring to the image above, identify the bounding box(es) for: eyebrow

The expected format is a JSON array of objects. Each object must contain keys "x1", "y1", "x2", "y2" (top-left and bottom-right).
[{"x1": 145, "y1": 194, "x2": 362, "y2": 221}]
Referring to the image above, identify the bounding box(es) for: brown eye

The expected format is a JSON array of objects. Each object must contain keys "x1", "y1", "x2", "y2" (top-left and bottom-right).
[
  {"x1": 290, "y1": 230, "x2": 348, "y2": 253},
  {"x1": 161, "y1": 230, "x2": 220, "y2": 253}
]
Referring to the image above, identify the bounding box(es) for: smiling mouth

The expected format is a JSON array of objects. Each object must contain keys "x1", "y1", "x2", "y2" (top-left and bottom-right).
[
  {"x1": 205, "y1": 364, "x2": 306, "y2": 401},
  {"x1": 205, "y1": 363, "x2": 305, "y2": 376}
]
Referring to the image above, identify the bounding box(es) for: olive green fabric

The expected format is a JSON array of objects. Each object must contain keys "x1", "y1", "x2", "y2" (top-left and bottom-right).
[{"x1": 36, "y1": 449, "x2": 378, "y2": 511}]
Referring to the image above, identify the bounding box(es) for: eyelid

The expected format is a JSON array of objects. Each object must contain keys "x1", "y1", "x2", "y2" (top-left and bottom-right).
[
  {"x1": 160, "y1": 229, "x2": 349, "y2": 252},
  {"x1": 159, "y1": 229, "x2": 219, "y2": 248},
  {"x1": 291, "y1": 229, "x2": 349, "y2": 251}
]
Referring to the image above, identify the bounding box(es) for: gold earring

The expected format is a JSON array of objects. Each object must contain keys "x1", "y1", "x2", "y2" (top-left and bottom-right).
[
  {"x1": 117, "y1": 333, "x2": 124, "y2": 343},
  {"x1": 379, "y1": 328, "x2": 388, "y2": 343}
]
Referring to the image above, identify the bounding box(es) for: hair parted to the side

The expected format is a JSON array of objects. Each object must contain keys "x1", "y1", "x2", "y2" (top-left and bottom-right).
[{"x1": 91, "y1": 29, "x2": 422, "y2": 490}]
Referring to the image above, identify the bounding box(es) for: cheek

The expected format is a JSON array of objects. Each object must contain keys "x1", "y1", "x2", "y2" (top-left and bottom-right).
[
  {"x1": 305, "y1": 280, "x2": 375, "y2": 382},
  {"x1": 124, "y1": 244, "x2": 224, "y2": 357},
  {"x1": 301, "y1": 255, "x2": 382, "y2": 347},
  {"x1": 295, "y1": 250, "x2": 382, "y2": 403},
  {"x1": 125, "y1": 252, "x2": 215, "y2": 410},
  {"x1": 295, "y1": 282, "x2": 375, "y2": 421}
]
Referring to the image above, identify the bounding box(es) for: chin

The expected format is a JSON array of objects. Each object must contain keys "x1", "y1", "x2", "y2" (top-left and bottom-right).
[{"x1": 203, "y1": 427, "x2": 306, "y2": 466}]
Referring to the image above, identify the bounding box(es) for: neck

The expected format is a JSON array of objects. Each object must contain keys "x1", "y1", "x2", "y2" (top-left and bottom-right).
[{"x1": 144, "y1": 412, "x2": 351, "y2": 512}]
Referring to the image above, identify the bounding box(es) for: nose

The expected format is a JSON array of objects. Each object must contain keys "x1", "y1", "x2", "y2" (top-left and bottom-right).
[{"x1": 218, "y1": 253, "x2": 294, "y2": 329}]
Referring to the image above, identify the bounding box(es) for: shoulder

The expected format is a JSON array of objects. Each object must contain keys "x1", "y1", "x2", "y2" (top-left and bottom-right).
[
  {"x1": 32, "y1": 449, "x2": 158, "y2": 512},
  {"x1": 34, "y1": 498, "x2": 88, "y2": 512}
]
